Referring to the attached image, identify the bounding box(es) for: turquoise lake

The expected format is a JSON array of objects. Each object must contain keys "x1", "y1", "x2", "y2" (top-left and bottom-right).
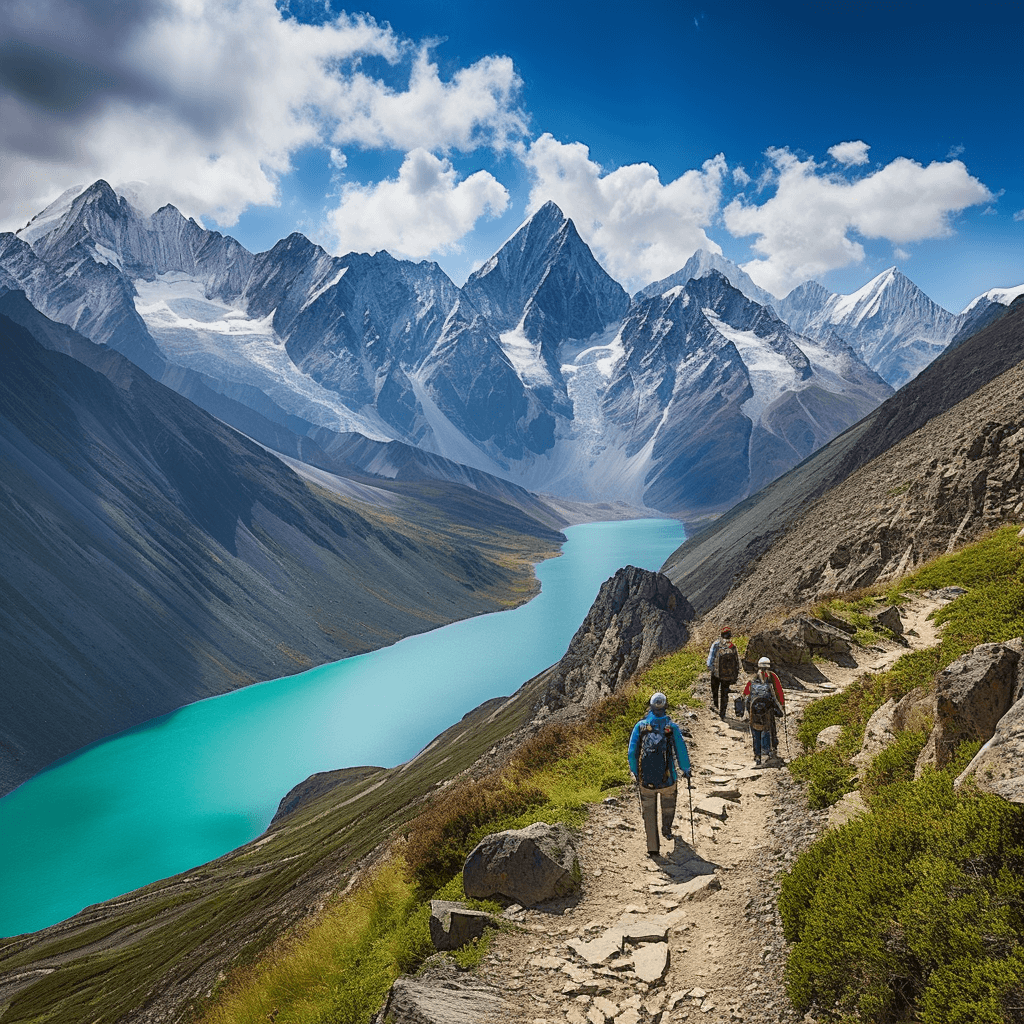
[{"x1": 0, "y1": 517, "x2": 686, "y2": 937}]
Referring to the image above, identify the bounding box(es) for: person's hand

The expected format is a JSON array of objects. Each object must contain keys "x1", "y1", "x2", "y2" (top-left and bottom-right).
[
  {"x1": 630, "y1": 772, "x2": 637, "y2": 784},
  {"x1": 682, "y1": 769, "x2": 691, "y2": 781}
]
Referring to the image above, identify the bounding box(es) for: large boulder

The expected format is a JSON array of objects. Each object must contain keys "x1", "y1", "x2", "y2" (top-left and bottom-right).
[
  {"x1": 463, "y1": 821, "x2": 582, "y2": 906},
  {"x1": 852, "y1": 689, "x2": 933, "y2": 772},
  {"x1": 954, "y1": 697, "x2": 1024, "y2": 803},
  {"x1": 745, "y1": 615, "x2": 853, "y2": 667},
  {"x1": 916, "y1": 641, "x2": 1022, "y2": 773},
  {"x1": 543, "y1": 567, "x2": 694, "y2": 712},
  {"x1": 873, "y1": 605, "x2": 905, "y2": 636}
]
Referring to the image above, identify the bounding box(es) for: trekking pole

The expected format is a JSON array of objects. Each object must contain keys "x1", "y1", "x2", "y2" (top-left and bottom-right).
[
  {"x1": 783, "y1": 709, "x2": 791, "y2": 759},
  {"x1": 687, "y1": 777, "x2": 695, "y2": 845}
]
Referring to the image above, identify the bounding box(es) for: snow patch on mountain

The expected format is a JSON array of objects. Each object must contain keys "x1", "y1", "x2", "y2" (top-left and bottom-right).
[
  {"x1": 703, "y1": 309, "x2": 796, "y2": 421},
  {"x1": 135, "y1": 274, "x2": 390, "y2": 439},
  {"x1": 500, "y1": 323, "x2": 557, "y2": 388},
  {"x1": 301, "y1": 266, "x2": 348, "y2": 311},
  {"x1": 827, "y1": 268, "x2": 896, "y2": 326},
  {"x1": 16, "y1": 185, "x2": 90, "y2": 245}
]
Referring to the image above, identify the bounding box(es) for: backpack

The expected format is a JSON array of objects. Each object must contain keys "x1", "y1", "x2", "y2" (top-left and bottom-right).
[
  {"x1": 749, "y1": 676, "x2": 777, "y2": 730},
  {"x1": 638, "y1": 719, "x2": 675, "y2": 789},
  {"x1": 713, "y1": 640, "x2": 740, "y2": 682}
]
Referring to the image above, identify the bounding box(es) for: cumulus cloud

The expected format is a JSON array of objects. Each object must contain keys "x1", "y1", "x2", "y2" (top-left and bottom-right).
[
  {"x1": 724, "y1": 147, "x2": 992, "y2": 296},
  {"x1": 0, "y1": 0, "x2": 526, "y2": 237},
  {"x1": 328, "y1": 148, "x2": 509, "y2": 258},
  {"x1": 525, "y1": 133, "x2": 727, "y2": 288},
  {"x1": 828, "y1": 140, "x2": 870, "y2": 166},
  {"x1": 1014, "y1": 209, "x2": 1024, "y2": 222}
]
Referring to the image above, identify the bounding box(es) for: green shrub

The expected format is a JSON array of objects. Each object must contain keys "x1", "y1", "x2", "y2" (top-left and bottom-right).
[{"x1": 780, "y1": 761, "x2": 1024, "y2": 1023}]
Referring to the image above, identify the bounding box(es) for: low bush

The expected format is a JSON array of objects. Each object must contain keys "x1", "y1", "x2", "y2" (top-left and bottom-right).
[
  {"x1": 403, "y1": 775, "x2": 547, "y2": 895},
  {"x1": 780, "y1": 752, "x2": 1024, "y2": 1023}
]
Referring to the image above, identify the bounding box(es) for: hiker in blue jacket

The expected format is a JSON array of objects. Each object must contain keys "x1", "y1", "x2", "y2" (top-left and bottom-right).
[{"x1": 627, "y1": 692, "x2": 692, "y2": 858}]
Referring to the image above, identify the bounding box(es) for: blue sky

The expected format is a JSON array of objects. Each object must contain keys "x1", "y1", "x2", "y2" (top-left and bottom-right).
[{"x1": 1, "y1": 0, "x2": 1020, "y2": 311}]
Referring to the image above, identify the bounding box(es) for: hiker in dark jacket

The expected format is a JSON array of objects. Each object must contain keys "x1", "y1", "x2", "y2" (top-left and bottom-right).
[
  {"x1": 743, "y1": 657, "x2": 785, "y2": 765},
  {"x1": 707, "y1": 626, "x2": 740, "y2": 719},
  {"x1": 628, "y1": 692, "x2": 691, "y2": 857}
]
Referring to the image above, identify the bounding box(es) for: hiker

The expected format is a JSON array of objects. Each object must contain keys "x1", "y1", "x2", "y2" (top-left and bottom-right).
[
  {"x1": 707, "y1": 626, "x2": 740, "y2": 719},
  {"x1": 627, "y1": 691, "x2": 691, "y2": 857},
  {"x1": 743, "y1": 657, "x2": 786, "y2": 765}
]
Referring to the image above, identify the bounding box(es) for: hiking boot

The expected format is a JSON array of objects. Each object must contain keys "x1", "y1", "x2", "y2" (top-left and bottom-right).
[
  {"x1": 662, "y1": 828, "x2": 674, "y2": 840},
  {"x1": 647, "y1": 849, "x2": 660, "y2": 859},
  {"x1": 754, "y1": 758, "x2": 762, "y2": 766}
]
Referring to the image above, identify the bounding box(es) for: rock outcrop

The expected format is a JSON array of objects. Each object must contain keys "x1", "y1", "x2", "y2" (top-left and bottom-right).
[
  {"x1": 852, "y1": 688, "x2": 933, "y2": 772},
  {"x1": 745, "y1": 615, "x2": 854, "y2": 668},
  {"x1": 463, "y1": 822, "x2": 582, "y2": 906},
  {"x1": 954, "y1": 697, "x2": 1024, "y2": 804},
  {"x1": 371, "y1": 961, "x2": 512, "y2": 1023},
  {"x1": 542, "y1": 567, "x2": 694, "y2": 713},
  {"x1": 916, "y1": 640, "x2": 1023, "y2": 773}
]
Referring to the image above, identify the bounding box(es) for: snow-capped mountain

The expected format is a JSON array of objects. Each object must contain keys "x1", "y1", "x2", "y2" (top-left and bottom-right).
[
  {"x1": 601, "y1": 272, "x2": 892, "y2": 511},
  {"x1": 776, "y1": 268, "x2": 961, "y2": 388},
  {"x1": 635, "y1": 249, "x2": 777, "y2": 310},
  {"x1": 951, "y1": 283, "x2": 1024, "y2": 347},
  {"x1": 2, "y1": 182, "x2": 902, "y2": 517}
]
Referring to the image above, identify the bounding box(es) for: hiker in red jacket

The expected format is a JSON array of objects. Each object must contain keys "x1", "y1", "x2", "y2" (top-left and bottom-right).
[{"x1": 742, "y1": 657, "x2": 785, "y2": 763}]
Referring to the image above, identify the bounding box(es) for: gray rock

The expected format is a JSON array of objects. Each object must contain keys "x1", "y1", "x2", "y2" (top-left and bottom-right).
[
  {"x1": 543, "y1": 567, "x2": 695, "y2": 712},
  {"x1": 463, "y1": 821, "x2": 582, "y2": 906},
  {"x1": 873, "y1": 605, "x2": 905, "y2": 635},
  {"x1": 916, "y1": 642, "x2": 1021, "y2": 772},
  {"x1": 816, "y1": 724, "x2": 844, "y2": 749},
  {"x1": 746, "y1": 615, "x2": 853, "y2": 669},
  {"x1": 744, "y1": 628, "x2": 809, "y2": 667},
  {"x1": 954, "y1": 694, "x2": 1024, "y2": 803},
  {"x1": 372, "y1": 973, "x2": 511, "y2": 1023},
  {"x1": 428, "y1": 900, "x2": 495, "y2": 951}
]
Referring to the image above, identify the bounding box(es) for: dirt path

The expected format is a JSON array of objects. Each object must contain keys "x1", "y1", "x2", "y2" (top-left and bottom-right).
[{"x1": 475, "y1": 595, "x2": 945, "y2": 1024}]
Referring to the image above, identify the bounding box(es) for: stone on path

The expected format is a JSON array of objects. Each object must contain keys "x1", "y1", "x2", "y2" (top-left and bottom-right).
[
  {"x1": 632, "y1": 942, "x2": 670, "y2": 983},
  {"x1": 568, "y1": 931, "x2": 623, "y2": 966},
  {"x1": 694, "y1": 796, "x2": 729, "y2": 820}
]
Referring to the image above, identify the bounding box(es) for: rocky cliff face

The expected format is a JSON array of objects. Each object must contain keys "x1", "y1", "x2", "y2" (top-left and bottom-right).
[{"x1": 541, "y1": 566, "x2": 695, "y2": 714}]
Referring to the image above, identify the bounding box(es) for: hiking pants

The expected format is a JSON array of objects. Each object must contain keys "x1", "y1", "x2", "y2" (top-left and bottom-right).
[
  {"x1": 710, "y1": 676, "x2": 731, "y2": 718},
  {"x1": 639, "y1": 781, "x2": 677, "y2": 853},
  {"x1": 751, "y1": 725, "x2": 772, "y2": 761}
]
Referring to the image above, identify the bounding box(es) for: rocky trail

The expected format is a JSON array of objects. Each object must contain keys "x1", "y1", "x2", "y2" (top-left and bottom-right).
[{"x1": 448, "y1": 596, "x2": 946, "y2": 1024}]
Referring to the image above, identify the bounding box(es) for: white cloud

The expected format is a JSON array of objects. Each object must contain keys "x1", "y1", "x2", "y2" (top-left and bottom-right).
[
  {"x1": 1014, "y1": 209, "x2": 1024, "y2": 222},
  {"x1": 724, "y1": 147, "x2": 992, "y2": 296},
  {"x1": 732, "y1": 166, "x2": 751, "y2": 186},
  {"x1": 828, "y1": 140, "x2": 870, "y2": 166},
  {"x1": 0, "y1": 0, "x2": 526, "y2": 233},
  {"x1": 525, "y1": 133, "x2": 727, "y2": 289},
  {"x1": 328, "y1": 148, "x2": 509, "y2": 259}
]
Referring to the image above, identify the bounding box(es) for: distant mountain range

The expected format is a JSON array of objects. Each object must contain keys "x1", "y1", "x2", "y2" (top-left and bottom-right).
[{"x1": 9, "y1": 181, "x2": 1018, "y2": 519}]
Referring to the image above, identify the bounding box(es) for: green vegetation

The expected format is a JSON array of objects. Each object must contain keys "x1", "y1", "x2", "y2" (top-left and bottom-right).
[
  {"x1": 780, "y1": 525, "x2": 1024, "y2": 1022},
  {"x1": 197, "y1": 647, "x2": 707, "y2": 1024},
  {"x1": 792, "y1": 525, "x2": 1024, "y2": 809}
]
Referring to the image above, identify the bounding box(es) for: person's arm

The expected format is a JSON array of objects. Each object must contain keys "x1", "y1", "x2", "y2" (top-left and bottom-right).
[
  {"x1": 627, "y1": 723, "x2": 641, "y2": 777},
  {"x1": 670, "y1": 722, "x2": 691, "y2": 776},
  {"x1": 742, "y1": 678, "x2": 752, "y2": 697}
]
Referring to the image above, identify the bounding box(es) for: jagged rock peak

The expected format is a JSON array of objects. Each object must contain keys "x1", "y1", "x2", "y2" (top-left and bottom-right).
[{"x1": 542, "y1": 566, "x2": 694, "y2": 714}]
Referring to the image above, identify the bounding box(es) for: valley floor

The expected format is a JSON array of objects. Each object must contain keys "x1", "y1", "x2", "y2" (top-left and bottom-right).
[{"x1": 466, "y1": 596, "x2": 945, "y2": 1024}]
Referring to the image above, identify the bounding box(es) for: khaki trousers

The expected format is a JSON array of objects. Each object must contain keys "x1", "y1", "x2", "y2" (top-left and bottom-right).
[{"x1": 639, "y1": 781, "x2": 677, "y2": 853}]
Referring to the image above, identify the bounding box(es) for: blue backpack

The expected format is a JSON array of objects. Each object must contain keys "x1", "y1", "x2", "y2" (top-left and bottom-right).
[{"x1": 639, "y1": 720, "x2": 675, "y2": 788}]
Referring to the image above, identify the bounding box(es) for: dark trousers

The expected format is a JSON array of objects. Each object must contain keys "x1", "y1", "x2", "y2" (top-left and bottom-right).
[
  {"x1": 751, "y1": 726, "x2": 772, "y2": 760},
  {"x1": 710, "y1": 676, "x2": 732, "y2": 718}
]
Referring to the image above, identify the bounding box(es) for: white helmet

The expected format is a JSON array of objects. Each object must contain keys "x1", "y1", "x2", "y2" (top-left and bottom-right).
[
  {"x1": 757, "y1": 657, "x2": 771, "y2": 669},
  {"x1": 650, "y1": 691, "x2": 668, "y2": 710}
]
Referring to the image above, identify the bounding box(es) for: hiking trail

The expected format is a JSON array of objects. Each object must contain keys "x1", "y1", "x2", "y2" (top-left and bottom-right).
[{"x1": 471, "y1": 594, "x2": 945, "y2": 1024}]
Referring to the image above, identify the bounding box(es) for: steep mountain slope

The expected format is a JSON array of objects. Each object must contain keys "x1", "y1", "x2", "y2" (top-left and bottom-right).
[
  {"x1": 601, "y1": 272, "x2": 891, "y2": 514},
  {"x1": 0, "y1": 297, "x2": 564, "y2": 795},
  {"x1": 777, "y1": 267, "x2": 961, "y2": 387},
  {"x1": 661, "y1": 297, "x2": 1024, "y2": 616}
]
